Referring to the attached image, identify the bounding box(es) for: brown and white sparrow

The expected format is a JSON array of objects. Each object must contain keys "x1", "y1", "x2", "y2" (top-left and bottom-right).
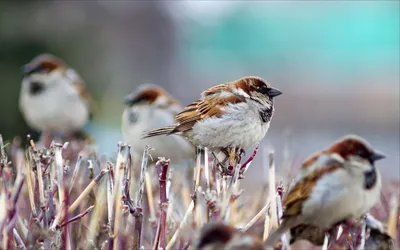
[
  {"x1": 122, "y1": 84, "x2": 194, "y2": 164},
  {"x1": 266, "y1": 135, "x2": 384, "y2": 247},
  {"x1": 19, "y1": 54, "x2": 92, "y2": 139},
  {"x1": 195, "y1": 222, "x2": 264, "y2": 250},
  {"x1": 142, "y1": 76, "x2": 282, "y2": 168}
]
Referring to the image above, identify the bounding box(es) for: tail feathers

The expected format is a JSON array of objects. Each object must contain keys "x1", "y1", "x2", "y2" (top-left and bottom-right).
[
  {"x1": 265, "y1": 218, "x2": 301, "y2": 248},
  {"x1": 141, "y1": 126, "x2": 176, "y2": 139}
]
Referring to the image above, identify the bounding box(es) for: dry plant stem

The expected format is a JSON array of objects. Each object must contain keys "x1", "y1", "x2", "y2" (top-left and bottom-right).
[
  {"x1": 356, "y1": 220, "x2": 366, "y2": 250},
  {"x1": 239, "y1": 144, "x2": 259, "y2": 177},
  {"x1": 87, "y1": 183, "x2": 107, "y2": 248},
  {"x1": 132, "y1": 146, "x2": 150, "y2": 250},
  {"x1": 154, "y1": 159, "x2": 170, "y2": 250},
  {"x1": 263, "y1": 151, "x2": 276, "y2": 241},
  {"x1": 69, "y1": 155, "x2": 83, "y2": 195},
  {"x1": 54, "y1": 144, "x2": 65, "y2": 208},
  {"x1": 204, "y1": 148, "x2": 210, "y2": 192},
  {"x1": 242, "y1": 202, "x2": 271, "y2": 232},
  {"x1": 107, "y1": 162, "x2": 114, "y2": 230},
  {"x1": 387, "y1": 193, "x2": 398, "y2": 240},
  {"x1": 112, "y1": 144, "x2": 129, "y2": 250},
  {"x1": 24, "y1": 152, "x2": 37, "y2": 217},
  {"x1": 322, "y1": 234, "x2": 329, "y2": 250},
  {"x1": 192, "y1": 147, "x2": 202, "y2": 229},
  {"x1": 13, "y1": 228, "x2": 27, "y2": 250},
  {"x1": 276, "y1": 186, "x2": 289, "y2": 249},
  {"x1": 68, "y1": 170, "x2": 108, "y2": 214},
  {"x1": 166, "y1": 201, "x2": 195, "y2": 250},
  {"x1": 31, "y1": 151, "x2": 45, "y2": 210},
  {"x1": 60, "y1": 205, "x2": 94, "y2": 228},
  {"x1": 145, "y1": 171, "x2": 156, "y2": 219},
  {"x1": 62, "y1": 188, "x2": 71, "y2": 250}
]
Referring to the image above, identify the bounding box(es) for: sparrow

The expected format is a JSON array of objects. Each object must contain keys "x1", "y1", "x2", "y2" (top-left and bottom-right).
[
  {"x1": 195, "y1": 222, "x2": 264, "y2": 250},
  {"x1": 122, "y1": 84, "x2": 194, "y2": 164},
  {"x1": 141, "y1": 76, "x2": 282, "y2": 168},
  {"x1": 19, "y1": 54, "x2": 92, "y2": 140},
  {"x1": 265, "y1": 135, "x2": 384, "y2": 247}
]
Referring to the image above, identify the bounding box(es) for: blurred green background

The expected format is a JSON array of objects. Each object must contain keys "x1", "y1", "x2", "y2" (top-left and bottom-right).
[{"x1": 0, "y1": 1, "x2": 398, "y2": 182}]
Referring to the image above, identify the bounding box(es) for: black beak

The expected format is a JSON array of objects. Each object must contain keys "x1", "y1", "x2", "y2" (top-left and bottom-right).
[
  {"x1": 370, "y1": 151, "x2": 385, "y2": 162},
  {"x1": 267, "y1": 87, "x2": 283, "y2": 98},
  {"x1": 124, "y1": 94, "x2": 134, "y2": 106}
]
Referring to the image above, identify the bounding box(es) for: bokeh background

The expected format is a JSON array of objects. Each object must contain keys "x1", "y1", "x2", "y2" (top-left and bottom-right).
[{"x1": 0, "y1": 1, "x2": 399, "y2": 186}]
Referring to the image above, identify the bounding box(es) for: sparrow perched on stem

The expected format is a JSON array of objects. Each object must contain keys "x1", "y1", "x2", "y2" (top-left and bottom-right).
[
  {"x1": 142, "y1": 76, "x2": 282, "y2": 170},
  {"x1": 19, "y1": 54, "x2": 93, "y2": 143},
  {"x1": 266, "y1": 135, "x2": 384, "y2": 247},
  {"x1": 122, "y1": 84, "x2": 194, "y2": 164}
]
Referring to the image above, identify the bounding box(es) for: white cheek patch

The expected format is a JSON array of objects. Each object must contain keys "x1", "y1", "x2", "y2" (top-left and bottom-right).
[{"x1": 233, "y1": 88, "x2": 249, "y2": 98}]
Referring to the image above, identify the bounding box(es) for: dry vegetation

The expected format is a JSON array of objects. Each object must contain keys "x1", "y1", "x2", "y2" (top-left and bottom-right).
[{"x1": 0, "y1": 134, "x2": 398, "y2": 250}]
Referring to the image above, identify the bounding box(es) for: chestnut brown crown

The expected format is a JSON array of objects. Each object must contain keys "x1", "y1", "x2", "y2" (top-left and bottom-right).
[
  {"x1": 22, "y1": 54, "x2": 65, "y2": 76},
  {"x1": 328, "y1": 135, "x2": 385, "y2": 164},
  {"x1": 124, "y1": 84, "x2": 180, "y2": 107},
  {"x1": 234, "y1": 76, "x2": 282, "y2": 98}
]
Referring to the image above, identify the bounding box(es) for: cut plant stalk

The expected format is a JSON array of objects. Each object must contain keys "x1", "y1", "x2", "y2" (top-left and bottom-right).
[
  {"x1": 132, "y1": 146, "x2": 150, "y2": 250},
  {"x1": 153, "y1": 158, "x2": 170, "y2": 250},
  {"x1": 263, "y1": 151, "x2": 276, "y2": 241}
]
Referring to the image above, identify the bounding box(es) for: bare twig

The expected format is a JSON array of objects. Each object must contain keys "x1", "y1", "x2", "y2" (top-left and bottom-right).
[
  {"x1": 59, "y1": 205, "x2": 94, "y2": 228},
  {"x1": 68, "y1": 169, "x2": 108, "y2": 214}
]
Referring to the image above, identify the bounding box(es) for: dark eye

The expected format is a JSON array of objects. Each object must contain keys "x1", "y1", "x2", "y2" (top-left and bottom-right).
[
  {"x1": 357, "y1": 150, "x2": 369, "y2": 158},
  {"x1": 258, "y1": 85, "x2": 269, "y2": 95}
]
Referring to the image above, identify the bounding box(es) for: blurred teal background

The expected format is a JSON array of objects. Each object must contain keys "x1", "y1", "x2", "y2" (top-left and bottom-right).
[{"x1": 0, "y1": 1, "x2": 399, "y2": 183}]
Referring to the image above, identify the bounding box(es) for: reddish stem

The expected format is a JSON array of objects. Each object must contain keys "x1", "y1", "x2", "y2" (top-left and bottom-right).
[
  {"x1": 59, "y1": 205, "x2": 94, "y2": 228},
  {"x1": 239, "y1": 145, "x2": 259, "y2": 178},
  {"x1": 155, "y1": 159, "x2": 170, "y2": 250}
]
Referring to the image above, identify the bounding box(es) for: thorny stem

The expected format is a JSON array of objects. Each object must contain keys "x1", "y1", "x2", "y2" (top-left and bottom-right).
[{"x1": 154, "y1": 158, "x2": 170, "y2": 250}]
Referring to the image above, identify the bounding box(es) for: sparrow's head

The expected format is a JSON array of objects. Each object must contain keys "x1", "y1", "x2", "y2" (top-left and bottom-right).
[
  {"x1": 196, "y1": 223, "x2": 236, "y2": 249},
  {"x1": 234, "y1": 76, "x2": 282, "y2": 106},
  {"x1": 328, "y1": 135, "x2": 385, "y2": 165},
  {"x1": 124, "y1": 84, "x2": 181, "y2": 110},
  {"x1": 21, "y1": 54, "x2": 66, "y2": 95},
  {"x1": 196, "y1": 223, "x2": 264, "y2": 250}
]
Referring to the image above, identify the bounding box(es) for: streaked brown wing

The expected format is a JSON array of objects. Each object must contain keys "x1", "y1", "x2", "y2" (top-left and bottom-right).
[
  {"x1": 172, "y1": 94, "x2": 245, "y2": 134},
  {"x1": 282, "y1": 159, "x2": 342, "y2": 219},
  {"x1": 201, "y1": 83, "x2": 231, "y2": 97}
]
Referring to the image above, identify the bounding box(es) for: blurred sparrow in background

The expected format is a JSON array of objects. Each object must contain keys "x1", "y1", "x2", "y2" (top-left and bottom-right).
[
  {"x1": 19, "y1": 54, "x2": 93, "y2": 145},
  {"x1": 142, "y1": 76, "x2": 282, "y2": 170},
  {"x1": 122, "y1": 84, "x2": 194, "y2": 164},
  {"x1": 266, "y1": 135, "x2": 384, "y2": 247},
  {"x1": 195, "y1": 222, "x2": 264, "y2": 250}
]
